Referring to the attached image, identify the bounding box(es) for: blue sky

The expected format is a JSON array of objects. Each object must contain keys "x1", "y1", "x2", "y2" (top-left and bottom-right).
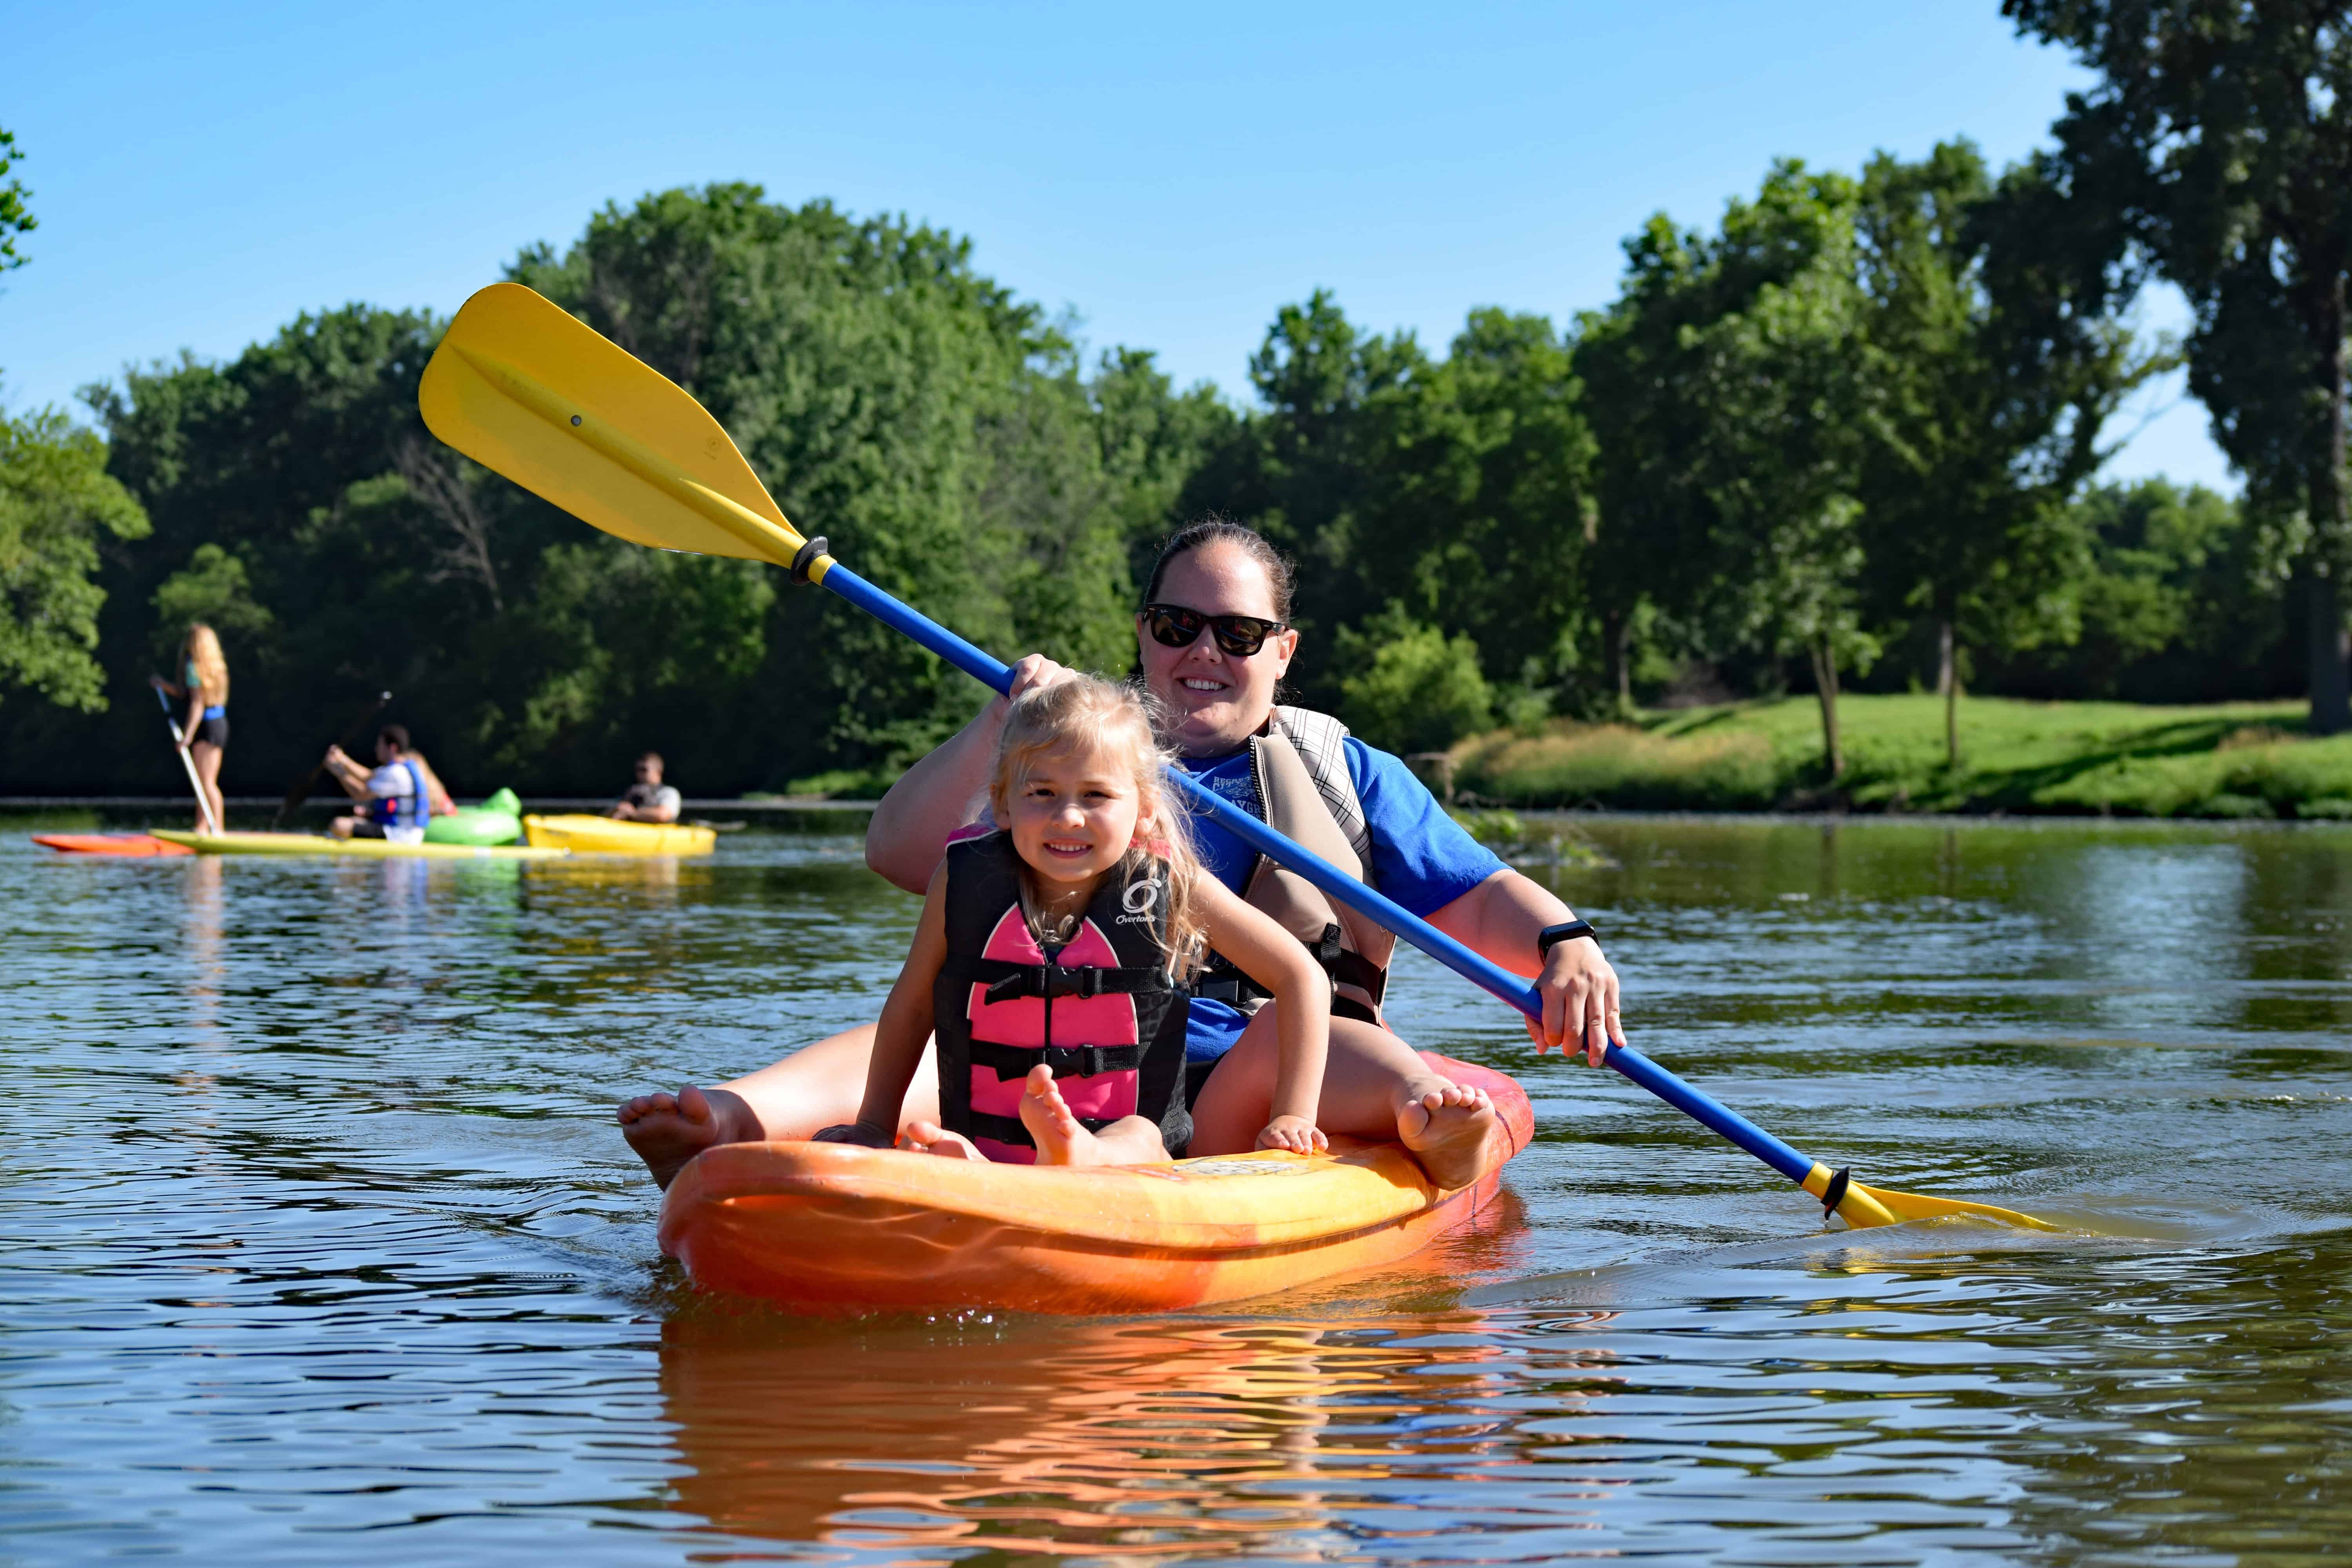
[{"x1": 4, "y1": 0, "x2": 2228, "y2": 490}]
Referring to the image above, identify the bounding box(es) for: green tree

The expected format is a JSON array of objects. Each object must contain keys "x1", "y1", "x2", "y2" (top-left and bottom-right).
[
  {"x1": 1854, "y1": 140, "x2": 2151, "y2": 765},
  {"x1": 2005, "y1": 0, "x2": 2352, "y2": 733},
  {"x1": 0, "y1": 409, "x2": 151, "y2": 709},
  {"x1": 1684, "y1": 180, "x2": 1877, "y2": 777},
  {"x1": 1579, "y1": 161, "x2": 1877, "y2": 768},
  {"x1": 1334, "y1": 602, "x2": 1494, "y2": 754},
  {"x1": 0, "y1": 126, "x2": 31, "y2": 274}
]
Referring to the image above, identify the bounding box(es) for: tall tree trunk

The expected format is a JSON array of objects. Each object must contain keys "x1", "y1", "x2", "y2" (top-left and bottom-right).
[
  {"x1": 1810, "y1": 635, "x2": 1843, "y2": 780},
  {"x1": 1602, "y1": 606, "x2": 1631, "y2": 717},
  {"x1": 1936, "y1": 613, "x2": 1961, "y2": 769},
  {"x1": 2308, "y1": 274, "x2": 2351, "y2": 735}
]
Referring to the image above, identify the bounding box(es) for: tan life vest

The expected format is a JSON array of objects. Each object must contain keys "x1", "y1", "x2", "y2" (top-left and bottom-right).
[{"x1": 1221, "y1": 706, "x2": 1398, "y2": 1026}]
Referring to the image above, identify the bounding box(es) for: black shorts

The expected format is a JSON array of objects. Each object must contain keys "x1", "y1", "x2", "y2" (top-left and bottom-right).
[
  {"x1": 349, "y1": 820, "x2": 386, "y2": 839},
  {"x1": 194, "y1": 715, "x2": 229, "y2": 749}
]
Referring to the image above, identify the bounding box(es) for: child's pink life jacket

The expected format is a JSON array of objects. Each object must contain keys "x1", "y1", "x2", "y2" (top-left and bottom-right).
[{"x1": 932, "y1": 831, "x2": 1191, "y2": 1163}]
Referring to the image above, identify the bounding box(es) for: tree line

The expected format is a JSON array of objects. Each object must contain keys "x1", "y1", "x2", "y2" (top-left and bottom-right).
[{"x1": 4, "y1": 4, "x2": 2350, "y2": 794}]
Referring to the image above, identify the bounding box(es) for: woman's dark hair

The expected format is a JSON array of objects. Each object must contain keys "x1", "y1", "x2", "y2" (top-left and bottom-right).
[
  {"x1": 1140, "y1": 517, "x2": 1296, "y2": 622},
  {"x1": 378, "y1": 723, "x2": 411, "y2": 753}
]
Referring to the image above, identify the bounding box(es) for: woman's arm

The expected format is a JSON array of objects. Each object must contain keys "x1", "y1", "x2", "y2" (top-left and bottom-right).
[
  {"x1": 181, "y1": 690, "x2": 206, "y2": 743},
  {"x1": 1193, "y1": 878, "x2": 1330, "y2": 1151},
  {"x1": 864, "y1": 654, "x2": 1071, "y2": 893},
  {"x1": 843, "y1": 864, "x2": 949, "y2": 1139},
  {"x1": 1426, "y1": 869, "x2": 1622, "y2": 1065}
]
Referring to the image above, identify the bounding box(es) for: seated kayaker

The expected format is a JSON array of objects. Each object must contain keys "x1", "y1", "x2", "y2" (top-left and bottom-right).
[
  {"x1": 621, "y1": 519, "x2": 1609, "y2": 1192},
  {"x1": 610, "y1": 753, "x2": 681, "y2": 823},
  {"x1": 322, "y1": 724, "x2": 434, "y2": 844},
  {"x1": 813, "y1": 674, "x2": 1330, "y2": 1166}
]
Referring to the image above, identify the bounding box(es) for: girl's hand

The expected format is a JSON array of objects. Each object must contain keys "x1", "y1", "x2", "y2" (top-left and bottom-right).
[
  {"x1": 1255, "y1": 1116, "x2": 1328, "y2": 1156},
  {"x1": 1527, "y1": 935, "x2": 1624, "y2": 1067}
]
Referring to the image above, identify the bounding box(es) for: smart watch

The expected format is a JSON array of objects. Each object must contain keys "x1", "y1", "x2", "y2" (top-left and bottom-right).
[{"x1": 1536, "y1": 919, "x2": 1597, "y2": 959}]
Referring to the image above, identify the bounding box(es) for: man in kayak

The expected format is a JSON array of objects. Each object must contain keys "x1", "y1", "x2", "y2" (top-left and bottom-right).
[
  {"x1": 610, "y1": 752, "x2": 681, "y2": 823},
  {"x1": 322, "y1": 724, "x2": 435, "y2": 844},
  {"x1": 619, "y1": 519, "x2": 1624, "y2": 1189}
]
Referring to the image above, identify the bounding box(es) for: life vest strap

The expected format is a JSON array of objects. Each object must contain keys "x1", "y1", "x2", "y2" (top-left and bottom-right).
[
  {"x1": 942, "y1": 953, "x2": 1167, "y2": 1003},
  {"x1": 967, "y1": 1038, "x2": 1147, "y2": 1082}
]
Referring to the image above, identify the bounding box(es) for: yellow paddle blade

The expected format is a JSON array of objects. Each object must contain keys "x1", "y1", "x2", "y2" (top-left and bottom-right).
[
  {"x1": 419, "y1": 282, "x2": 806, "y2": 569},
  {"x1": 1800, "y1": 1161, "x2": 2061, "y2": 1232},
  {"x1": 1853, "y1": 1181, "x2": 2063, "y2": 1232}
]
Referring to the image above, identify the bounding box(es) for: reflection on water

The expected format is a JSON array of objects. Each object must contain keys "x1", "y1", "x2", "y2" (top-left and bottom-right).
[{"x1": 3, "y1": 817, "x2": 2349, "y2": 1563}]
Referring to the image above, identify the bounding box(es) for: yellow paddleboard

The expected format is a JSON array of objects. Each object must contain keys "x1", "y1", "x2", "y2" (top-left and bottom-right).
[
  {"x1": 523, "y1": 813, "x2": 716, "y2": 855},
  {"x1": 152, "y1": 830, "x2": 568, "y2": 860}
]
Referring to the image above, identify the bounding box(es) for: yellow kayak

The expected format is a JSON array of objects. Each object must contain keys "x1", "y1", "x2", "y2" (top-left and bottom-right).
[
  {"x1": 153, "y1": 830, "x2": 567, "y2": 860},
  {"x1": 522, "y1": 813, "x2": 716, "y2": 855}
]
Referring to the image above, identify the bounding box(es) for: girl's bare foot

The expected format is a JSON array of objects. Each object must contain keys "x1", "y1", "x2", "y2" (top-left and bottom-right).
[
  {"x1": 899, "y1": 1120, "x2": 983, "y2": 1159},
  {"x1": 1018, "y1": 1065, "x2": 1115, "y2": 1166},
  {"x1": 616, "y1": 1085, "x2": 762, "y2": 1189},
  {"x1": 1395, "y1": 1078, "x2": 1505, "y2": 1191}
]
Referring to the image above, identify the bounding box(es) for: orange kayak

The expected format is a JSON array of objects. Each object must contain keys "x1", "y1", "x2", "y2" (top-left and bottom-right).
[
  {"x1": 32, "y1": 833, "x2": 194, "y2": 857},
  {"x1": 659, "y1": 1052, "x2": 1530, "y2": 1314}
]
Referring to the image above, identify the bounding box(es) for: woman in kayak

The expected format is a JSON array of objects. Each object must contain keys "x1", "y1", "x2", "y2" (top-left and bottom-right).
[
  {"x1": 620, "y1": 519, "x2": 1619, "y2": 1189},
  {"x1": 817, "y1": 674, "x2": 1333, "y2": 1166},
  {"x1": 150, "y1": 623, "x2": 230, "y2": 836}
]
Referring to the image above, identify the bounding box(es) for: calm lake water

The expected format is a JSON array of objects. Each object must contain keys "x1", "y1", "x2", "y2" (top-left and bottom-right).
[{"x1": 6, "y1": 813, "x2": 2350, "y2": 1565}]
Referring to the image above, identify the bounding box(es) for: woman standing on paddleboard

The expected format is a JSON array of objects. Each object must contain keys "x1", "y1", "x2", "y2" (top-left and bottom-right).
[
  {"x1": 151, "y1": 623, "x2": 230, "y2": 837},
  {"x1": 621, "y1": 520, "x2": 1626, "y2": 1190}
]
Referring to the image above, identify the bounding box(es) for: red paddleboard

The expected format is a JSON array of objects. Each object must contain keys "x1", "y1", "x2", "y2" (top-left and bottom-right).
[{"x1": 31, "y1": 833, "x2": 196, "y2": 857}]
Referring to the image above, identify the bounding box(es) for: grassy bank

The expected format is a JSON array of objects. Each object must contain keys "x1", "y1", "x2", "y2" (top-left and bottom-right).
[{"x1": 1450, "y1": 694, "x2": 2352, "y2": 818}]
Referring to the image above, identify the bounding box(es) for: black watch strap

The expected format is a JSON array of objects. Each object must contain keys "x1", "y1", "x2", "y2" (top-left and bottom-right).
[{"x1": 1537, "y1": 919, "x2": 1596, "y2": 959}]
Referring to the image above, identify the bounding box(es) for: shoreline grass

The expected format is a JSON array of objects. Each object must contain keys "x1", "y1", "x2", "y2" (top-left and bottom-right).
[{"x1": 1451, "y1": 694, "x2": 2352, "y2": 819}]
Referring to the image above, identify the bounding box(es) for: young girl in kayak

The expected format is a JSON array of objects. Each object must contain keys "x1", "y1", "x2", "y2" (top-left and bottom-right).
[{"x1": 816, "y1": 675, "x2": 1331, "y2": 1165}]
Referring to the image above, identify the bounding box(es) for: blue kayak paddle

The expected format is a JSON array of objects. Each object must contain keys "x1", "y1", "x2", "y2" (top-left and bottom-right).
[{"x1": 417, "y1": 280, "x2": 2057, "y2": 1234}]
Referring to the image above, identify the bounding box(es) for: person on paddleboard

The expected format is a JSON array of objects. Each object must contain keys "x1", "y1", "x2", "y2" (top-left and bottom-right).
[
  {"x1": 619, "y1": 519, "x2": 1622, "y2": 1190},
  {"x1": 811, "y1": 674, "x2": 1339, "y2": 1166},
  {"x1": 610, "y1": 752, "x2": 682, "y2": 823},
  {"x1": 149, "y1": 623, "x2": 231, "y2": 836},
  {"x1": 322, "y1": 724, "x2": 436, "y2": 844}
]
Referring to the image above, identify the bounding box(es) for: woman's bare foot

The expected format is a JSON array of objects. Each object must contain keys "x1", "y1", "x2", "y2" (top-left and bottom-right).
[
  {"x1": 617, "y1": 1084, "x2": 762, "y2": 1189},
  {"x1": 1395, "y1": 1078, "x2": 1505, "y2": 1191},
  {"x1": 899, "y1": 1120, "x2": 984, "y2": 1159}
]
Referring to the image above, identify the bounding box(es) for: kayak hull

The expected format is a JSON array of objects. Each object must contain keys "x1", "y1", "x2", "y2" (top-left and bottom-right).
[
  {"x1": 31, "y1": 833, "x2": 194, "y2": 857},
  {"x1": 524, "y1": 813, "x2": 715, "y2": 855},
  {"x1": 424, "y1": 808, "x2": 523, "y2": 846},
  {"x1": 658, "y1": 1053, "x2": 1530, "y2": 1315},
  {"x1": 151, "y1": 829, "x2": 566, "y2": 860}
]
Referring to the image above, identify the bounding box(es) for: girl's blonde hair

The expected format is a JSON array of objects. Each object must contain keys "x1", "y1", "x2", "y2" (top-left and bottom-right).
[
  {"x1": 182, "y1": 623, "x2": 229, "y2": 706},
  {"x1": 987, "y1": 674, "x2": 1207, "y2": 980}
]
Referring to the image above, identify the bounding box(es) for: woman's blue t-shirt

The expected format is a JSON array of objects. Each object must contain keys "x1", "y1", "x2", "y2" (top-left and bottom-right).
[{"x1": 1175, "y1": 737, "x2": 1506, "y2": 1061}]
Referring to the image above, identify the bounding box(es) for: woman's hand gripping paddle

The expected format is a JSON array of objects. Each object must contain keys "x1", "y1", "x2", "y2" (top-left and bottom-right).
[
  {"x1": 418, "y1": 281, "x2": 2058, "y2": 1235},
  {"x1": 152, "y1": 684, "x2": 221, "y2": 836}
]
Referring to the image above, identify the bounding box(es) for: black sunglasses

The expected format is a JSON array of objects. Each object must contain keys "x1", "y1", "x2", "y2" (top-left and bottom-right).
[{"x1": 1141, "y1": 603, "x2": 1288, "y2": 658}]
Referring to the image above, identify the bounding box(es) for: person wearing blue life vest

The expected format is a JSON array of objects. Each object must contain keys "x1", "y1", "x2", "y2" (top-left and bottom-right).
[
  {"x1": 621, "y1": 519, "x2": 1627, "y2": 1195},
  {"x1": 321, "y1": 724, "x2": 434, "y2": 845}
]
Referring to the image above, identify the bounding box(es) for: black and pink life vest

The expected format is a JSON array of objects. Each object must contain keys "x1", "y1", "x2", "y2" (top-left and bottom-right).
[{"x1": 932, "y1": 831, "x2": 1191, "y2": 1163}]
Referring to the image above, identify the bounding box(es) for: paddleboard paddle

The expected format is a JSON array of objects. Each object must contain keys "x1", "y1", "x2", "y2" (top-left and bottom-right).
[
  {"x1": 152, "y1": 682, "x2": 221, "y2": 836},
  {"x1": 419, "y1": 281, "x2": 2058, "y2": 1235}
]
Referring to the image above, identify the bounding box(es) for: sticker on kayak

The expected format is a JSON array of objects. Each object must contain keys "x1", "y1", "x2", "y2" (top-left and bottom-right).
[{"x1": 1175, "y1": 1158, "x2": 1309, "y2": 1179}]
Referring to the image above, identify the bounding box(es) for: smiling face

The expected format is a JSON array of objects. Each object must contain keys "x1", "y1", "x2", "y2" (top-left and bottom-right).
[
  {"x1": 1134, "y1": 542, "x2": 1299, "y2": 756},
  {"x1": 1003, "y1": 737, "x2": 1151, "y2": 897}
]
